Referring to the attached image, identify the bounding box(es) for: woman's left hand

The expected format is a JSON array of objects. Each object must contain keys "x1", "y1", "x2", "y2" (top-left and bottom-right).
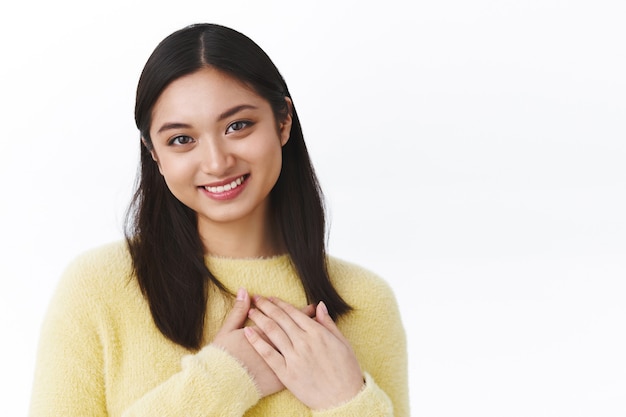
[{"x1": 244, "y1": 296, "x2": 365, "y2": 410}]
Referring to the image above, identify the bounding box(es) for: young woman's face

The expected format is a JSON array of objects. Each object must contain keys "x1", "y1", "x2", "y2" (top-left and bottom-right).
[{"x1": 148, "y1": 67, "x2": 291, "y2": 234}]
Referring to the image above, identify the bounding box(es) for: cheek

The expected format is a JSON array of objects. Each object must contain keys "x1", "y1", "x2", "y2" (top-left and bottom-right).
[
  {"x1": 231, "y1": 133, "x2": 283, "y2": 171},
  {"x1": 254, "y1": 142, "x2": 283, "y2": 177},
  {"x1": 157, "y1": 157, "x2": 193, "y2": 187}
]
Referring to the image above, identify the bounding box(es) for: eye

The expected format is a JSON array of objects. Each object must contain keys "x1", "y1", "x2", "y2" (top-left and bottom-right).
[
  {"x1": 226, "y1": 120, "x2": 252, "y2": 134},
  {"x1": 168, "y1": 135, "x2": 194, "y2": 146}
]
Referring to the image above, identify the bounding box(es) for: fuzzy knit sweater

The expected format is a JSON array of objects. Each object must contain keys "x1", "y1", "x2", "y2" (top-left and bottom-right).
[{"x1": 29, "y1": 241, "x2": 409, "y2": 416}]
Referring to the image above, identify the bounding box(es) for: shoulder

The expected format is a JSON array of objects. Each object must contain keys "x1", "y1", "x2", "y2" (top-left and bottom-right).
[
  {"x1": 39, "y1": 240, "x2": 137, "y2": 341},
  {"x1": 64, "y1": 240, "x2": 132, "y2": 276},
  {"x1": 326, "y1": 256, "x2": 407, "y2": 359},
  {"x1": 326, "y1": 256, "x2": 398, "y2": 308},
  {"x1": 53, "y1": 240, "x2": 135, "y2": 306}
]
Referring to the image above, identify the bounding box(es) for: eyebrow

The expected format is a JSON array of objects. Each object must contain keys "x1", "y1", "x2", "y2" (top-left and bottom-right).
[
  {"x1": 218, "y1": 104, "x2": 258, "y2": 121},
  {"x1": 157, "y1": 122, "x2": 192, "y2": 134},
  {"x1": 156, "y1": 104, "x2": 259, "y2": 135}
]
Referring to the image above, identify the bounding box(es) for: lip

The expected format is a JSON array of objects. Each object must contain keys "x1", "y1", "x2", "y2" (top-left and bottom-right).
[{"x1": 199, "y1": 174, "x2": 249, "y2": 201}]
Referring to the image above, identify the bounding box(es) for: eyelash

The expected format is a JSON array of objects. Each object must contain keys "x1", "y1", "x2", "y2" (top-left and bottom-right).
[
  {"x1": 168, "y1": 135, "x2": 194, "y2": 146},
  {"x1": 226, "y1": 120, "x2": 252, "y2": 134}
]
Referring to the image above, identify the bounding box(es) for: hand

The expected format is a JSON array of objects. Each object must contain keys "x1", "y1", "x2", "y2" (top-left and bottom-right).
[
  {"x1": 244, "y1": 296, "x2": 365, "y2": 410},
  {"x1": 210, "y1": 288, "x2": 284, "y2": 397}
]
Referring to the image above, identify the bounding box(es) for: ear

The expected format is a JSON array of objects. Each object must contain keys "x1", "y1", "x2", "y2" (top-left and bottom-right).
[
  {"x1": 278, "y1": 97, "x2": 293, "y2": 146},
  {"x1": 142, "y1": 138, "x2": 163, "y2": 174}
]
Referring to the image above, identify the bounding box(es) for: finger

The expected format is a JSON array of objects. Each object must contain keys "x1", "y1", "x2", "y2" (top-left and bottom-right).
[
  {"x1": 315, "y1": 301, "x2": 349, "y2": 343},
  {"x1": 244, "y1": 326, "x2": 287, "y2": 374},
  {"x1": 248, "y1": 307, "x2": 295, "y2": 354},
  {"x1": 253, "y1": 296, "x2": 305, "y2": 335},
  {"x1": 244, "y1": 298, "x2": 315, "y2": 344},
  {"x1": 254, "y1": 297, "x2": 314, "y2": 318},
  {"x1": 301, "y1": 303, "x2": 316, "y2": 318},
  {"x1": 216, "y1": 288, "x2": 250, "y2": 336},
  {"x1": 250, "y1": 303, "x2": 314, "y2": 341},
  {"x1": 248, "y1": 304, "x2": 313, "y2": 348},
  {"x1": 266, "y1": 297, "x2": 317, "y2": 331}
]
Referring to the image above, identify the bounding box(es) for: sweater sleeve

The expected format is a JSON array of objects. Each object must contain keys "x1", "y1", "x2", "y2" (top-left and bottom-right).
[
  {"x1": 316, "y1": 262, "x2": 410, "y2": 417},
  {"x1": 121, "y1": 346, "x2": 260, "y2": 416},
  {"x1": 29, "y1": 255, "x2": 261, "y2": 417},
  {"x1": 312, "y1": 372, "x2": 394, "y2": 417},
  {"x1": 29, "y1": 261, "x2": 108, "y2": 416}
]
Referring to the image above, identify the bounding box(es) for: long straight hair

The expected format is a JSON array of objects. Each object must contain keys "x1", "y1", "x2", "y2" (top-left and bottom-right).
[{"x1": 125, "y1": 23, "x2": 351, "y2": 349}]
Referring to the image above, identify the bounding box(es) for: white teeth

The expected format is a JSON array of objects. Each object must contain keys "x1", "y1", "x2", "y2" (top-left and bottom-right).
[{"x1": 205, "y1": 176, "x2": 245, "y2": 193}]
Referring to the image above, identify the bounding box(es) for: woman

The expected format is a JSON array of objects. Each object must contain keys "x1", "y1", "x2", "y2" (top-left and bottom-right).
[{"x1": 30, "y1": 23, "x2": 409, "y2": 416}]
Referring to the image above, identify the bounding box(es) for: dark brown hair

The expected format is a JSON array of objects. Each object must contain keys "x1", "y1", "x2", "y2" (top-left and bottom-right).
[{"x1": 125, "y1": 23, "x2": 351, "y2": 349}]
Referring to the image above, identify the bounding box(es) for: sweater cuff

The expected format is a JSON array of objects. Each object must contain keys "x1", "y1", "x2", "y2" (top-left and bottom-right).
[
  {"x1": 311, "y1": 372, "x2": 393, "y2": 417},
  {"x1": 186, "y1": 344, "x2": 261, "y2": 411}
]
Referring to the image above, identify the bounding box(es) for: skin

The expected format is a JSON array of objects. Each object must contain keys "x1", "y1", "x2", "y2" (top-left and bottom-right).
[
  {"x1": 245, "y1": 297, "x2": 365, "y2": 409},
  {"x1": 147, "y1": 66, "x2": 364, "y2": 409}
]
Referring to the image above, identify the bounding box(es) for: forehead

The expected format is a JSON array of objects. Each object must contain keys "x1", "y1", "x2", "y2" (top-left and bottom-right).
[{"x1": 151, "y1": 67, "x2": 267, "y2": 123}]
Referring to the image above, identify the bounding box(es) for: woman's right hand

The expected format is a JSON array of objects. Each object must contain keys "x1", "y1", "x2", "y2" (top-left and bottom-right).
[{"x1": 211, "y1": 288, "x2": 284, "y2": 397}]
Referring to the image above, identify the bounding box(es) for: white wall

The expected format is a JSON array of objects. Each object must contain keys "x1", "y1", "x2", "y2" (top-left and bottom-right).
[{"x1": 1, "y1": 0, "x2": 624, "y2": 415}]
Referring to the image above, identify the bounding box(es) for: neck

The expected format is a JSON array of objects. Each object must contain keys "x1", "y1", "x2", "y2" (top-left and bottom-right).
[{"x1": 198, "y1": 210, "x2": 284, "y2": 259}]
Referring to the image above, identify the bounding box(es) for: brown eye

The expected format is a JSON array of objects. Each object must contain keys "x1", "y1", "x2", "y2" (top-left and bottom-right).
[
  {"x1": 169, "y1": 135, "x2": 194, "y2": 146},
  {"x1": 226, "y1": 120, "x2": 251, "y2": 134}
]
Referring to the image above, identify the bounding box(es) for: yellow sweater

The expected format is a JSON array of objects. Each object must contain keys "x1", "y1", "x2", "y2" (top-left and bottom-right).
[{"x1": 30, "y1": 241, "x2": 409, "y2": 416}]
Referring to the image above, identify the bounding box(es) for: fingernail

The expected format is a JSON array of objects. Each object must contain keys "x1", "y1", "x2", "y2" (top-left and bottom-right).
[
  {"x1": 319, "y1": 301, "x2": 328, "y2": 315},
  {"x1": 237, "y1": 287, "x2": 246, "y2": 301}
]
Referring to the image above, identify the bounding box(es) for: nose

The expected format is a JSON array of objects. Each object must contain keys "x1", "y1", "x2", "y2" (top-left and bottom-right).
[{"x1": 199, "y1": 137, "x2": 235, "y2": 176}]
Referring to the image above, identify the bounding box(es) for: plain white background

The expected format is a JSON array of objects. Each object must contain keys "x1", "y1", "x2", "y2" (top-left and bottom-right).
[{"x1": 1, "y1": 0, "x2": 625, "y2": 415}]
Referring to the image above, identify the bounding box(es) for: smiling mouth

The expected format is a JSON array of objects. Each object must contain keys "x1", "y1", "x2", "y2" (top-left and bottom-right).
[{"x1": 203, "y1": 175, "x2": 248, "y2": 193}]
